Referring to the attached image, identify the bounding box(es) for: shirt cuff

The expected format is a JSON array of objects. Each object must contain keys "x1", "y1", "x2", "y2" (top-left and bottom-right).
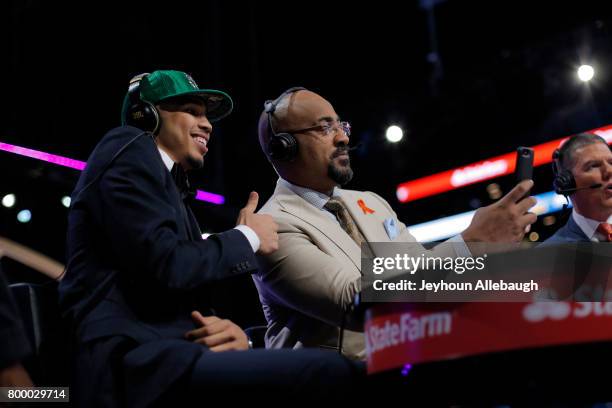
[
  {"x1": 234, "y1": 225, "x2": 260, "y2": 253},
  {"x1": 448, "y1": 234, "x2": 472, "y2": 257}
]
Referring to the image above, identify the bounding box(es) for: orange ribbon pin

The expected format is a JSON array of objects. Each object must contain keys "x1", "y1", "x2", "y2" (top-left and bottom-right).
[{"x1": 357, "y1": 199, "x2": 375, "y2": 214}]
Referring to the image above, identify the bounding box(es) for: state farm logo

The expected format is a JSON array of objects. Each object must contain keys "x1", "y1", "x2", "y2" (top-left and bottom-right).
[
  {"x1": 523, "y1": 302, "x2": 612, "y2": 322},
  {"x1": 366, "y1": 312, "x2": 452, "y2": 353}
]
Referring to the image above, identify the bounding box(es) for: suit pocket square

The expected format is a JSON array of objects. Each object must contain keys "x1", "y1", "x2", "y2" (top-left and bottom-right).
[{"x1": 383, "y1": 218, "x2": 398, "y2": 240}]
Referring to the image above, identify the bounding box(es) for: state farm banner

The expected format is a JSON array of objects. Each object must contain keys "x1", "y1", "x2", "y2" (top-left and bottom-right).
[{"x1": 364, "y1": 302, "x2": 612, "y2": 374}]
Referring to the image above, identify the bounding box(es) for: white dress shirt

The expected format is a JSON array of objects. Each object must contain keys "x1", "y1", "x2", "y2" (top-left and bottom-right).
[{"x1": 572, "y1": 209, "x2": 612, "y2": 242}]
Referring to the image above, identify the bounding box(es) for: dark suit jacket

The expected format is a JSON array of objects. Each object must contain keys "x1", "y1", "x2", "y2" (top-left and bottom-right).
[
  {"x1": 542, "y1": 214, "x2": 590, "y2": 244},
  {"x1": 59, "y1": 126, "x2": 257, "y2": 407}
]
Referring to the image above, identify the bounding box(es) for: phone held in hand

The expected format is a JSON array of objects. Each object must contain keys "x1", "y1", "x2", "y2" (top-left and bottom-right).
[
  {"x1": 515, "y1": 146, "x2": 534, "y2": 199},
  {"x1": 515, "y1": 146, "x2": 534, "y2": 182}
]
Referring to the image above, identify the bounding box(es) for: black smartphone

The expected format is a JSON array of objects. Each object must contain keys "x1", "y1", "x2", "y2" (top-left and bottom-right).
[{"x1": 515, "y1": 146, "x2": 534, "y2": 183}]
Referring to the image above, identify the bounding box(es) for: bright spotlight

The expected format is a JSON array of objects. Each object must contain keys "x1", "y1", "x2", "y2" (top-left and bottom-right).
[
  {"x1": 386, "y1": 125, "x2": 404, "y2": 143},
  {"x1": 17, "y1": 209, "x2": 32, "y2": 223},
  {"x1": 577, "y1": 65, "x2": 594, "y2": 82},
  {"x1": 396, "y1": 187, "x2": 409, "y2": 202},
  {"x1": 61, "y1": 196, "x2": 71, "y2": 208},
  {"x1": 2, "y1": 194, "x2": 16, "y2": 208}
]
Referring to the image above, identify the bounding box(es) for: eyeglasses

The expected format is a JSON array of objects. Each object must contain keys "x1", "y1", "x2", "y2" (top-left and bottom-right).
[{"x1": 283, "y1": 120, "x2": 351, "y2": 137}]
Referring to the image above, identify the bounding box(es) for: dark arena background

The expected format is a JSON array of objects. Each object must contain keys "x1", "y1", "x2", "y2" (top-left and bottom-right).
[{"x1": 2, "y1": 0, "x2": 612, "y2": 405}]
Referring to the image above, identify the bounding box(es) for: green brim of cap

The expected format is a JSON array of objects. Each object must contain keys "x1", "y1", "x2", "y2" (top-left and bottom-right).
[{"x1": 155, "y1": 89, "x2": 233, "y2": 123}]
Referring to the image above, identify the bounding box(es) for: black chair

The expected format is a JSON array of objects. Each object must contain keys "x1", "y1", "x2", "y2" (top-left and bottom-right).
[{"x1": 9, "y1": 282, "x2": 71, "y2": 386}]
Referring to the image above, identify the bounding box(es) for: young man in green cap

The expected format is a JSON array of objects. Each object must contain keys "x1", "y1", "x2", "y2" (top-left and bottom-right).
[{"x1": 59, "y1": 70, "x2": 361, "y2": 407}]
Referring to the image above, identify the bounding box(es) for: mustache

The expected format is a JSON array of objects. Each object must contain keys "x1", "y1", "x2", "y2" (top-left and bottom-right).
[{"x1": 332, "y1": 143, "x2": 362, "y2": 158}]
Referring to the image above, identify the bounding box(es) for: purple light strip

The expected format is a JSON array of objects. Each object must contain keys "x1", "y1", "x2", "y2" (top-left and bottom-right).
[
  {"x1": 0, "y1": 142, "x2": 86, "y2": 170},
  {"x1": 0, "y1": 141, "x2": 225, "y2": 205},
  {"x1": 195, "y1": 190, "x2": 225, "y2": 205}
]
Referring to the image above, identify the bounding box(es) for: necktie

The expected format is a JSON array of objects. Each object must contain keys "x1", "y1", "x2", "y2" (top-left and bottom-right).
[
  {"x1": 171, "y1": 163, "x2": 196, "y2": 202},
  {"x1": 324, "y1": 197, "x2": 366, "y2": 247},
  {"x1": 596, "y1": 222, "x2": 612, "y2": 242}
]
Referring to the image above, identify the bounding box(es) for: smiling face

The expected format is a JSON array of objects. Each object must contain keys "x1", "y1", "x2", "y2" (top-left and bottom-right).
[
  {"x1": 272, "y1": 91, "x2": 353, "y2": 194},
  {"x1": 155, "y1": 96, "x2": 212, "y2": 170},
  {"x1": 569, "y1": 142, "x2": 612, "y2": 221}
]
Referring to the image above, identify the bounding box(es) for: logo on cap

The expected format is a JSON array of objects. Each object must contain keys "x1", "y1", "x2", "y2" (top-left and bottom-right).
[{"x1": 185, "y1": 74, "x2": 198, "y2": 89}]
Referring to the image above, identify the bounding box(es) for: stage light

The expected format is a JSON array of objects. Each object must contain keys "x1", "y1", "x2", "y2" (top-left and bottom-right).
[
  {"x1": 17, "y1": 209, "x2": 31, "y2": 223},
  {"x1": 2, "y1": 194, "x2": 16, "y2": 208},
  {"x1": 577, "y1": 65, "x2": 594, "y2": 82},
  {"x1": 486, "y1": 183, "x2": 502, "y2": 200},
  {"x1": 396, "y1": 187, "x2": 409, "y2": 202},
  {"x1": 201, "y1": 233, "x2": 211, "y2": 239},
  {"x1": 528, "y1": 232, "x2": 540, "y2": 242},
  {"x1": 469, "y1": 198, "x2": 482, "y2": 209},
  {"x1": 385, "y1": 125, "x2": 403, "y2": 143},
  {"x1": 62, "y1": 196, "x2": 71, "y2": 208}
]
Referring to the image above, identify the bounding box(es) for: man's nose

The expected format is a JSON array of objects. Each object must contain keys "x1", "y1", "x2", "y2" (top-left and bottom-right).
[
  {"x1": 199, "y1": 116, "x2": 212, "y2": 134},
  {"x1": 603, "y1": 161, "x2": 612, "y2": 179},
  {"x1": 334, "y1": 127, "x2": 350, "y2": 146}
]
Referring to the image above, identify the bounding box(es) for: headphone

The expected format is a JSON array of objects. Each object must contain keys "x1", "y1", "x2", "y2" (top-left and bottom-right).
[
  {"x1": 123, "y1": 73, "x2": 161, "y2": 134},
  {"x1": 264, "y1": 86, "x2": 307, "y2": 161},
  {"x1": 552, "y1": 148, "x2": 576, "y2": 196}
]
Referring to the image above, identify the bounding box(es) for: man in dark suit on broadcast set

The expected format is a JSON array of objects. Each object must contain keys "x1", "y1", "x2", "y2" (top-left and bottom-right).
[
  {"x1": 544, "y1": 132, "x2": 611, "y2": 244},
  {"x1": 59, "y1": 70, "x2": 361, "y2": 407}
]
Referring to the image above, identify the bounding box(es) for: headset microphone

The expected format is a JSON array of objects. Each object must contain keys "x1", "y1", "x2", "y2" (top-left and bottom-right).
[{"x1": 556, "y1": 183, "x2": 602, "y2": 194}]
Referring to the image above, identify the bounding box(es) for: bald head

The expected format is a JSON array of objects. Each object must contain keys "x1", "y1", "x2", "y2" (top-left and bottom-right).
[
  {"x1": 257, "y1": 88, "x2": 353, "y2": 193},
  {"x1": 258, "y1": 90, "x2": 335, "y2": 162}
]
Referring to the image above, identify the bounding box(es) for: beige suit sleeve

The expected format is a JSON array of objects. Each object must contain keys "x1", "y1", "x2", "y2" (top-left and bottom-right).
[{"x1": 257, "y1": 222, "x2": 361, "y2": 328}]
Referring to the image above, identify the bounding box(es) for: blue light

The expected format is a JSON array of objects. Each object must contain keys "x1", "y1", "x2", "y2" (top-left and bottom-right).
[
  {"x1": 17, "y1": 209, "x2": 32, "y2": 223},
  {"x1": 408, "y1": 190, "x2": 571, "y2": 242},
  {"x1": 400, "y1": 363, "x2": 412, "y2": 376}
]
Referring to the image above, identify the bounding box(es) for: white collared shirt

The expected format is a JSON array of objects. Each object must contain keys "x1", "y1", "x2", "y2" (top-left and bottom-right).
[
  {"x1": 572, "y1": 209, "x2": 612, "y2": 242},
  {"x1": 278, "y1": 178, "x2": 341, "y2": 225},
  {"x1": 158, "y1": 147, "x2": 260, "y2": 252}
]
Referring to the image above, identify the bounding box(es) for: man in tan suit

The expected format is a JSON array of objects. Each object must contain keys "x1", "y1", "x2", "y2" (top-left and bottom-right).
[{"x1": 253, "y1": 87, "x2": 537, "y2": 359}]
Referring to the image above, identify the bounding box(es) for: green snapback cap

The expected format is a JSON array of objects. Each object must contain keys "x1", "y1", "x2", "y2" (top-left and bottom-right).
[{"x1": 122, "y1": 70, "x2": 233, "y2": 123}]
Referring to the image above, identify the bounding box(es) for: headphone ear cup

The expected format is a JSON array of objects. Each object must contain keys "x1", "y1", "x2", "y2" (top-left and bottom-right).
[
  {"x1": 554, "y1": 170, "x2": 576, "y2": 195},
  {"x1": 552, "y1": 149, "x2": 576, "y2": 195},
  {"x1": 268, "y1": 132, "x2": 298, "y2": 161},
  {"x1": 125, "y1": 101, "x2": 160, "y2": 133}
]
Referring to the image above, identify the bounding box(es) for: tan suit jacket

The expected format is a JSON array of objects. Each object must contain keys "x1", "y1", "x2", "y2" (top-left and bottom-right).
[{"x1": 253, "y1": 180, "x2": 458, "y2": 359}]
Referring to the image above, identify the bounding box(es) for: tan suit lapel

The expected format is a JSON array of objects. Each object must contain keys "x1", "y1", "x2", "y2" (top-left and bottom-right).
[
  {"x1": 274, "y1": 183, "x2": 361, "y2": 270},
  {"x1": 341, "y1": 190, "x2": 389, "y2": 243}
]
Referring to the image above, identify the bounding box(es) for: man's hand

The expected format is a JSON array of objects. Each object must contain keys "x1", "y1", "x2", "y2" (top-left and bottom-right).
[
  {"x1": 185, "y1": 311, "x2": 249, "y2": 352},
  {"x1": 462, "y1": 180, "x2": 537, "y2": 246},
  {"x1": 0, "y1": 363, "x2": 33, "y2": 387},
  {"x1": 236, "y1": 191, "x2": 279, "y2": 255}
]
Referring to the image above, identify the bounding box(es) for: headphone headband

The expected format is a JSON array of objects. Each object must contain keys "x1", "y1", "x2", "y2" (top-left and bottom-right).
[{"x1": 265, "y1": 87, "x2": 307, "y2": 161}]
